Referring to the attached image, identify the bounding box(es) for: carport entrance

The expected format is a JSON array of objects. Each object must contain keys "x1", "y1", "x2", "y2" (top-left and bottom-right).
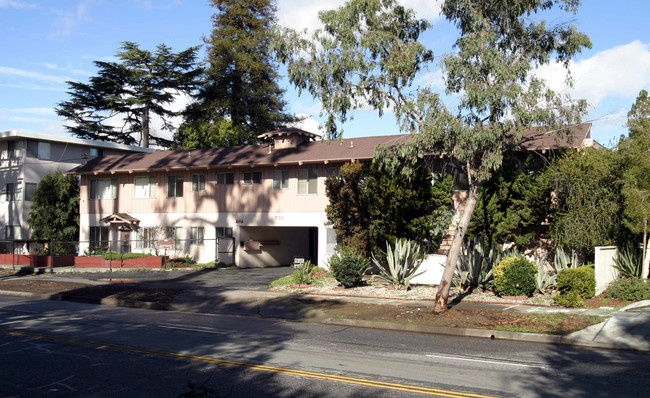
[{"x1": 238, "y1": 226, "x2": 318, "y2": 268}]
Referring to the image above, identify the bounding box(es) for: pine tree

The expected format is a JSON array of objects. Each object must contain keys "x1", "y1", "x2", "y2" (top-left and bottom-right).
[
  {"x1": 56, "y1": 42, "x2": 201, "y2": 148},
  {"x1": 175, "y1": 0, "x2": 296, "y2": 149}
]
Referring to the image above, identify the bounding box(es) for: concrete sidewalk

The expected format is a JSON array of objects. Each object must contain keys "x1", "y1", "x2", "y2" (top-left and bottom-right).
[{"x1": 1, "y1": 267, "x2": 649, "y2": 352}]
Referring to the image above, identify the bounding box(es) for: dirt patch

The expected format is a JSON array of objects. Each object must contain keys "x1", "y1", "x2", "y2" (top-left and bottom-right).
[
  {"x1": 313, "y1": 301, "x2": 604, "y2": 335},
  {"x1": 0, "y1": 279, "x2": 89, "y2": 294}
]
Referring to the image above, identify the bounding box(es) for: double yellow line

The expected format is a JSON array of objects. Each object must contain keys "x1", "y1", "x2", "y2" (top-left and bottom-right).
[{"x1": 1, "y1": 328, "x2": 499, "y2": 397}]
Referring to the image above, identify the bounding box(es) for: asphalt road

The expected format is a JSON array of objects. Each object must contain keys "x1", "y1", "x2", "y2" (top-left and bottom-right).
[{"x1": 1, "y1": 296, "x2": 649, "y2": 397}]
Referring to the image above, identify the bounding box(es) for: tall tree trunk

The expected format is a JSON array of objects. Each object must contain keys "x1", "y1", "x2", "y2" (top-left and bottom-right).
[
  {"x1": 142, "y1": 106, "x2": 150, "y2": 148},
  {"x1": 433, "y1": 181, "x2": 480, "y2": 312}
]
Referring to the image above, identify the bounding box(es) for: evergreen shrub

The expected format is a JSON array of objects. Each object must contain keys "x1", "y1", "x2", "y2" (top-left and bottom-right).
[
  {"x1": 554, "y1": 290, "x2": 584, "y2": 307},
  {"x1": 557, "y1": 266, "x2": 596, "y2": 299},
  {"x1": 604, "y1": 278, "x2": 650, "y2": 301},
  {"x1": 493, "y1": 256, "x2": 537, "y2": 297},
  {"x1": 329, "y1": 249, "x2": 369, "y2": 288}
]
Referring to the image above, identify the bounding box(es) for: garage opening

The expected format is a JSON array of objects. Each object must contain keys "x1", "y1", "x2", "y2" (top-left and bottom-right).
[{"x1": 239, "y1": 226, "x2": 318, "y2": 268}]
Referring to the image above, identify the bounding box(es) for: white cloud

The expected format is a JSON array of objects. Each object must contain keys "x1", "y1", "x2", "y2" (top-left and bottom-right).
[
  {"x1": 0, "y1": 0, "x2": 36, "y2": 9},
  {"x1": 41, "y1": 62, "x2": 91, "y2": 76},
  {"x1": 5, "y1": 107, "x2": 57, "y2": 116},
  {"x1": 0, "y1": 66, "x2": 70, "y2": 83},
  {"x1": 276, "y1": 0, "x2": 442, "y2": 33},
  {"x1": 49, "y1": 1, "x2": 93, "y2": 38},
  {"x1": 291, "y1": 114, "x2": 322, "y2": 135},
  {"x1": 536, "y1": 41, "x2": 650, "y2": 107}
]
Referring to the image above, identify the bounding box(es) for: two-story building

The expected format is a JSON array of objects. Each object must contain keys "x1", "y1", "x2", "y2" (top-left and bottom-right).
[
  {"x1": 68, "y1": 125, "x2": 599, "y2": 268},
  {"x1": 0, "y1": 130, "x2": 154, "y2": 241}
]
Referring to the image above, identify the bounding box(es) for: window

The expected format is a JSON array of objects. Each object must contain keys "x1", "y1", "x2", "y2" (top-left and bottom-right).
[
  {"x1": 297, "y1": 168, "x2": 318, "y2": 194},
  {"x1": 90, "y1": 178, "x2": 117, "y2": 200},
  {"x1": 167, "y1": 175, "x2": 184, "y2": 197},
  {"x1": 134, "y1": 176, "x2": 156, "y2": 199},
  {"x1": 24, "y1": 183, "x2": 38, "y2": 201},
  {"x1": 6, "y1": 183, "x2": 20, "y2": 201},
  {"x1": 216, "y1": 227, "x2": 233, "y2": 238},
  {"x1": 189, "y1": 227, "x2": 204, "y2": 245},
  {"x1": 5, "y1": 225, "x2": 21, "y2": 240},
  {"x1": 136, "y1": 227, "x2": 157, "y2": 249},
  {"x1": 166, "y1": 227, "x2": 183, "y2": 250},
  {"x1": 191, "y1": 174, "x2": 206, "y2": 192},
  {"x1": 89, "y1": 226, "x2": 109, "y2": 249},
  {"x1": 272, "y1": 170, "x2": 289, "y2": 190},
  {"x1": 89, "y1": 148, "x2": 104, "y2": 158},
  {"x1": 216, "y1": 172, "x2": 234, "y2": 185},
  {"x1": 325, "y1": 167, "x2": 340, "y2": 178},
  {"x1": 243, "y1": 171, "x2": 262, "y2": 184},
  {"x1": 26, "y1": 141, "x2": 51, "y2": 160},
  {"x1": 7, "y1": 141, "x2": 22, "y2": 158}
]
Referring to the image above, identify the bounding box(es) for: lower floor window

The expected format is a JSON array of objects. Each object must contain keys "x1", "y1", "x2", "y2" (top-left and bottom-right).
[
  {"x1": 89, "y1": 226, "x2": 109, "y2": 249},
  {"x1": 190, "y1": 226, "x2": 204, "y2": 245},
  {"x1": 136, "y1": 227, "x2": 157, "y2": 249},
  {"x1": 166, "y1": 227, "x2": 183, "y2": 250}
]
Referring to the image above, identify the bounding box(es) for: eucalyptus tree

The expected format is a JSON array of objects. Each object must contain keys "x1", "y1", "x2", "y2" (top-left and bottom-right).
[
  {"x1": 275, "y1": 0, "x2": 591, "y2": 311},
  {"x1": 57, "y1": 42, "x2": 201, "y2": 148}
]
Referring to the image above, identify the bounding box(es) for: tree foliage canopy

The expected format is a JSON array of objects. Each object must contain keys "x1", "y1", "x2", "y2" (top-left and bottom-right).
[
  {"x1": 275, "y1": 0, "x2": 591, "y2": 310},
  {"x1": 56, "y1": 42, "x2": 200, "y2": 148},
  {"x1": 28, "y1": 170, "x2": 80, "y2": 252},
  {"x1": 175, "y1": 0, "x2": 296, "y2": 149}
]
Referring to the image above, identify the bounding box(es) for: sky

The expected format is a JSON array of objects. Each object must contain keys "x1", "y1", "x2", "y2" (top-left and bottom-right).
[{"x1": 1, "y1": 0, "x2": 649, "y2": 148}]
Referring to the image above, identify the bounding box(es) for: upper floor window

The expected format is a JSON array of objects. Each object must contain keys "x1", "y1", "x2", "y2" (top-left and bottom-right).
[
  {"x1": 134, "y1": 176, "x2": 156, "y2": 199},
  {"x1": 272, "y1": 170, "x2": 289, "y2": 190},
  {"x1": 89, "y1": 148, "x2": 104, "y2": 158},
  {"x1": 6, "y1": 183, "x2": 20, "y2": 201},
  {"x1": 297, "y1": 168, "x2": 318, "y2": 194},
  {"x1": 191, "y1": 174, "x2": 206, "y2": 192},
  {"x1": 7, "y1": 141, "x2": 22, "y2": 159},
  {"x1": 24, "y1": 183, "x2": 38, "y2": 201},
  {"x1": 26, "y1": 141, "x2": 51, "y2": 160},
  {"x1": 167, "y1": 175, "x2": 184, "y2": 198},
  {"x1": 243, "y1": 171, "x2": 262, "y2": 185},
  {"x1": 216, "y1": 172, "x2": 234, "y2": 185},
  {"x1": 189, "y1": 226, "x2": 204, "y2": 245},
  {"x1": 325, "y1": 167, "x2": 340, "y2": 178},
  {"x1": 90, "y1": 178, "x2": 117, "y2": 200}
]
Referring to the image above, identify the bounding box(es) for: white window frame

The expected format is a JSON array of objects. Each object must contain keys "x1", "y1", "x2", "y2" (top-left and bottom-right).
[
  {"x1": 297, "y1": 168, "x2": 318, "y2": 195},
  {"x1": 243, "y1": 171, "x2": 262, "y2": 185},
  {"x1": 191, "y1": 174, "x2": 206, "y2": 192},
  {"x1": 136, "y1": 227, "x2": 157, "y2": 249},
  {"x1": 216, "y1": 172, "x2": 234, "y2": 185},
  {"x1": 189, "y1": 226, "x2": 204, "y2": 245},
  {"x1": 272, "y1": 170, "x2": 289, "y2": 190},
  {"x1": 90, "y1": 178, "x2": 118, "y2": 200},
  {"x1": 134, "y1": 176, "x2": 156, "y2": 199},
  {"x1": 6, "y1": 183, "x2": 20, "y2": 201},
  {"x1": 167, "y1": 175, "x2": 184, "y2": 198}
]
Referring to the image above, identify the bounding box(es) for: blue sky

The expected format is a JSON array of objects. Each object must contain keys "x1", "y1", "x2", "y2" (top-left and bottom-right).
[{"x1": 1, "y1": 0, "x2": 649, "y2": 148}]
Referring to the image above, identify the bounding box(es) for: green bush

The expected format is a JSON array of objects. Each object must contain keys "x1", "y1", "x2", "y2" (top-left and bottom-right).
[
  {"x1": 557, "y1": 266, "x2": 596, "y2": 299},
  {"x1": 102, "y1": 252, "x2": 153, "y2": 261},
  {"x1": 604, "y1": 278, "x2": 650, "y2": 301},
  {"x1": 329, "y1": 249, "x2": 369, "y2": 288},
  {"x1": 493, "y1": 256, "x2": 537, "y2": 297},
  {"x1": 292, "y1": 260, "x2": 316, "y2": 285},
  {"x1": 554, "y1": 290, "x2": 584, "y2": 307}
]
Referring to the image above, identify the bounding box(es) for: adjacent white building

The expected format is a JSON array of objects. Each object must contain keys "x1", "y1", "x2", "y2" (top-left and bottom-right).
[{"x1": 0, "y1": 130, "x2": 153, "y2": 240}]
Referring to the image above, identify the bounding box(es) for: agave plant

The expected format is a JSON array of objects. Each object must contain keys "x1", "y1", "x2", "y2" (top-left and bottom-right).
[
  {"x1": 454, "y1": 235, "x2": 518, "y2": 293},
  {"x1": 535, "y1": 262, "x2": 558, "y2": 295},
  {"x1": 613, "y1": 245, "x2": 643, "y2": 278},
  {"x1": 292, "y1": 260, "x2": 316, "y2": 285},
  {"x1": 554, "y1": 247, "x2": 581, "y2": 272},
  {"x1": 371, "y1": 238, "x2": 425, "y2": 289}
]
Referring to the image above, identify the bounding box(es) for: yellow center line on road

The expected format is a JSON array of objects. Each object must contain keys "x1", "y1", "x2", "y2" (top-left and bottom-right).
[{"x1": 1, "y1": 328, "x2": 500, "y2": 398}]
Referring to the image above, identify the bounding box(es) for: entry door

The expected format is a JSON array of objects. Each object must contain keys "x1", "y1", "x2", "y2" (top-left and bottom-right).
[{"x1": 216, "y1": 237, "x2": 235, "y2": 265}]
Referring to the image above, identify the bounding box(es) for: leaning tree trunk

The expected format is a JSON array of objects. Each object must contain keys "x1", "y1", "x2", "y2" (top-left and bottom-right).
[
  {"x1": 433, "y1": 181, "x2": 480, "y2": 312},
  {"x1": 141, "y1": 106, "x2": 150, "y2": 148},
  {"x1": 643, "y1": 218, "x2": 648, "y2": 280}
]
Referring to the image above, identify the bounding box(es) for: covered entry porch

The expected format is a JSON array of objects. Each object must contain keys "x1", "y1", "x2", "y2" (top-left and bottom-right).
[{"x1": 237, "y1": 226, "x2": 318, "y2": 268}]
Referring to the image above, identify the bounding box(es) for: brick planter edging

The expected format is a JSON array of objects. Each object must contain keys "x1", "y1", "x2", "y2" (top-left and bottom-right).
[{"x1": 74, "y1": 256, "x2": 166, "y2": 268}]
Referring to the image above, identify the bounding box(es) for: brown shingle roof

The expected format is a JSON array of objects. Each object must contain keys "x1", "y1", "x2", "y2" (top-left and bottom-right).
[{"x1": 67, "y1": 124, "x2": 593, "y2": 175}]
